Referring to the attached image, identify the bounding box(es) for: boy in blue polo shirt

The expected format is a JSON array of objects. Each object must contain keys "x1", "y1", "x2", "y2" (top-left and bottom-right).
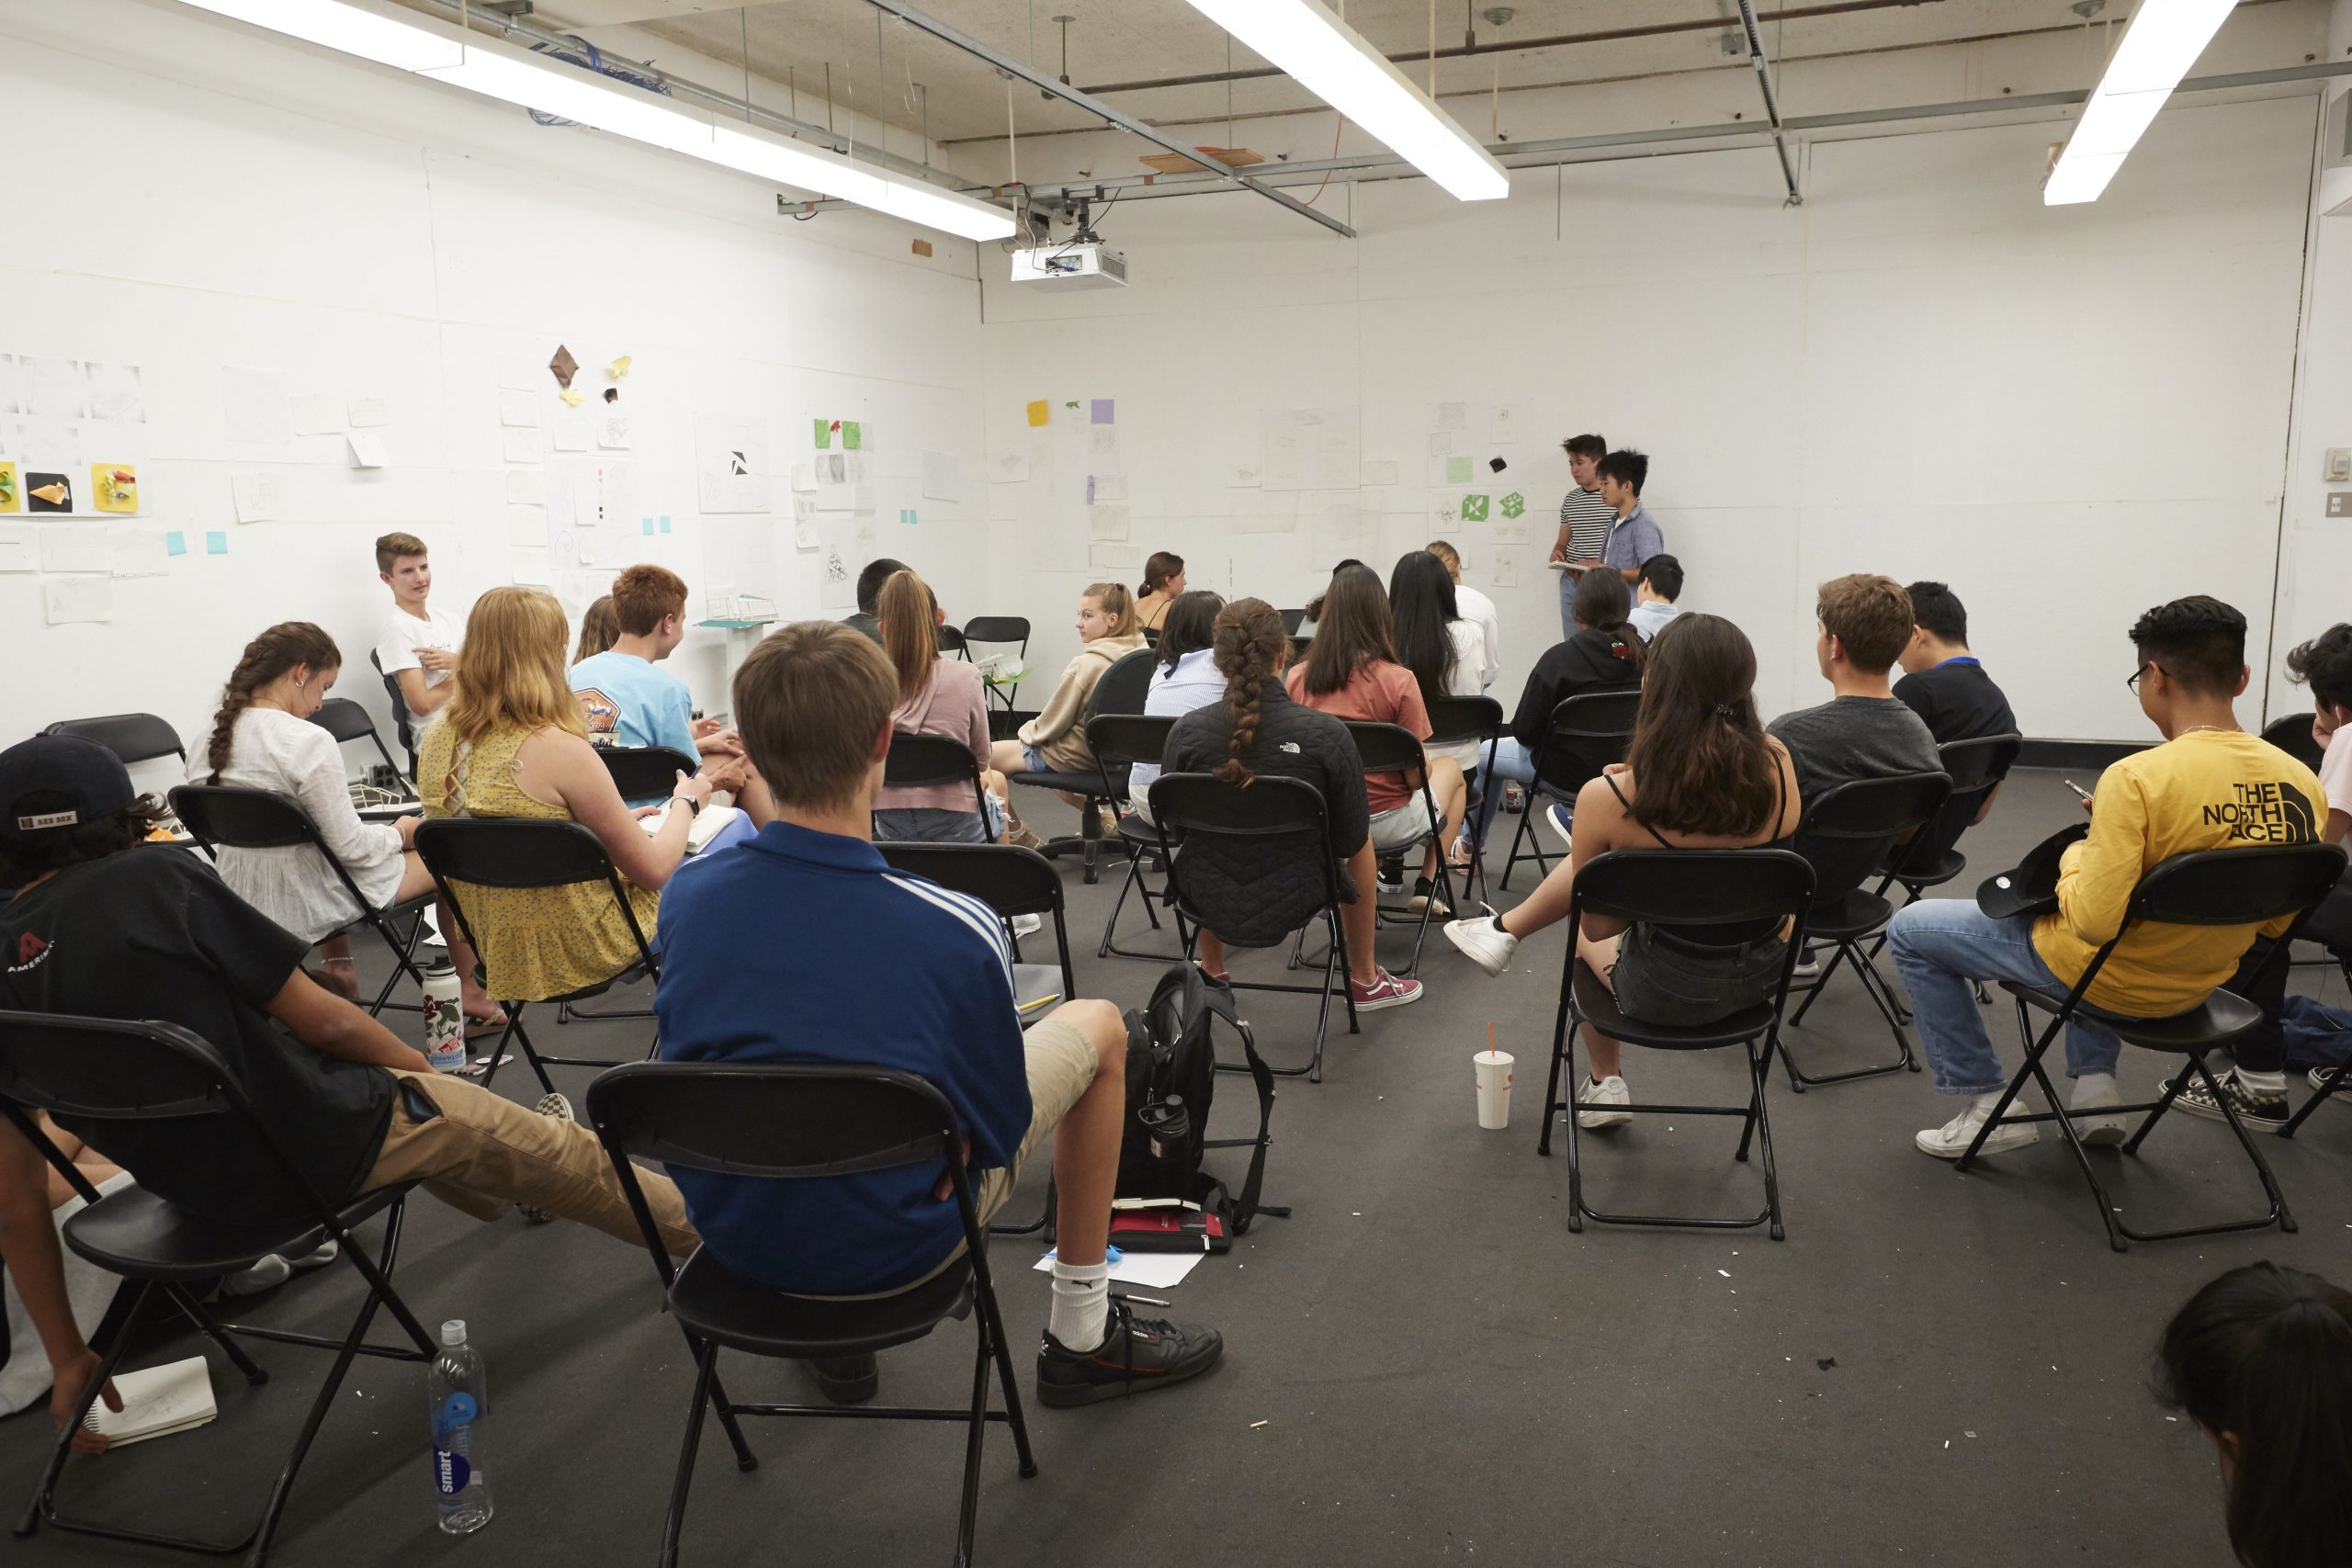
[
  {"x1": 652, "y1": 621, "x2": 1225, "y2": 1408},
  {"x1": 1595, "y1": 448, "x2": 1665, "y2": 585}
]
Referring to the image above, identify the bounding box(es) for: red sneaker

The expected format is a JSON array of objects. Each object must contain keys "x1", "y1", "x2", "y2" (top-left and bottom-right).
[{"x1": 1349, "y1": 966, "x2": 1423, "y2": 1011}]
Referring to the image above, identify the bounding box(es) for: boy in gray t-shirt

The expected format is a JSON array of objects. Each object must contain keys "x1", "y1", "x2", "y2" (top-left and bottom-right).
[{"x1": 1770, "y1": 574, "x2": 1941, "y2": 804}]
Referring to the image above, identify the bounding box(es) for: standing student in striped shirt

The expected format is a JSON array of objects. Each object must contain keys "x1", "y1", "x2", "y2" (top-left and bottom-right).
[{"x1": 1552, "y1": 433, "x2": 1615, "y2": 639}]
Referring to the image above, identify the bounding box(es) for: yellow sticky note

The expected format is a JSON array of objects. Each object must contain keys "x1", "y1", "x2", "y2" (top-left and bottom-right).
[
  {"x1": 90, "y1": 464, "x2": 139, "y2": 513},
  {"x1": 1025, "y1": 400, "x2": 1049, "y2": 428}
]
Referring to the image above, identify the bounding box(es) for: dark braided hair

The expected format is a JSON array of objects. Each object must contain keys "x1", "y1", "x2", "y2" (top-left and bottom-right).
[
  {"x1": 1211, "y1": 599, "x2": 1290, "y2": 786},
  {"x1": 205, "y1": 622, "x2": 343, "y2": 783}
]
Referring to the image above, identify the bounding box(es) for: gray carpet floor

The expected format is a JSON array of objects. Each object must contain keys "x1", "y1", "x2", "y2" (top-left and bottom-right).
[{"x1": 4, "y1": 768, "x2": 2347, "y2": 1566}]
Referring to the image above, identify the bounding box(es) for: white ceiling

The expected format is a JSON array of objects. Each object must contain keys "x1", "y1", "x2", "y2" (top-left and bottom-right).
[{"x1": 513, "y1": 0, "x2": 2143, "y2": 146}]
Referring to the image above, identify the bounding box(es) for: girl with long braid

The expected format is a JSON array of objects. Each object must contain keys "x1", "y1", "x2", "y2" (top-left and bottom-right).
[
  {"x1": 196, "y1": 622, "x2": 501, "y2": 1031},
  {"x1": 1158, "y1": 599, "x2": 1423, "y2": 1011}
]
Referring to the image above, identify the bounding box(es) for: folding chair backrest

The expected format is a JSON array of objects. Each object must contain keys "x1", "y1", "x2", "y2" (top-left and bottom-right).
[
  {"x1": 1086, "y1": 714, "x2": 1176, "y2": 772},
  {"x1": 1571, "y1": 848, "x2": 1815, "y2": 936},
  {"x1": 588, "y1": 1061, "x2": 959, "y2": 1181},
  {"x1": 876, "y1": 841, "x2": 1063, "y2": 920},
  {"x1": 2258, "y1": 714, "x2": 2326, "y2": 773},
  {"x1": 2128, "y1": 844, "x2": 2348, "y2": 930},
  {"x1": 1792, "y1": 771, "x2": 1952, "y2": 905},
  {"x1": 1344, "y1": 720, "x2": 1428, "y2": 780},
  {"x1": 1148, "y1": 773, "x2": 1341, "y2": 944},
  {"x1": 936, "y1": 623, "x2": 969, "y2": 659},
  {"x1": 1425, "y1": 694, "x2": 1505, "y2": 750},
  {"x1": 1091, "y1": 647, "x2": 1160, "y2": 719},
  {"x1": 1533, "y1": 689, "x2": 1641, "y2": 797},
  {"x1": 309, "y1": 696, "x2": 380, "y2": 749},
  {"x1": 44, "y1": 713, "x2": 184, "y2": 767},
  {"x1": 413, "y1": 818, "x2": 621, "y2": 891},
  {"x1": 960, "y1": 616, "x2": 1030, "y2": 651},
  {"x1": 1903, "y1": 733, "x2": 2021, "y2": 869},
  {"x1": 1279, "y1": 608, "x2": 1307, "y2": 637},
  {"x1": 1150, "y1": 772, "x2": 1331, "y2": 843},
  {"x1": 884, "y1": 732, "x2": 983, "y2": 792},
  {"x1": 599, "y1": 745, "x2": 700, "y2": 802},
  {"x1": 168, "y1": 783, "x2": 319, "y2": 852},
  {"x1": 0, "y1": 1011, "x2": 230, "y2": 1124},
  {"x1": 370, "y1": 650, "x2": 419, "y2": 767}
]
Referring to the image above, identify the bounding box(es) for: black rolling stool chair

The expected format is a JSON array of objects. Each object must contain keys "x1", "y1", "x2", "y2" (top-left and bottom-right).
[{"x1": 585, "y1": 1061, "x2": 1037, "y2": 1568}]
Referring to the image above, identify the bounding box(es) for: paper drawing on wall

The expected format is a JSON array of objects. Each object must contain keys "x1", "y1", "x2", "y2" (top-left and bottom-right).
[
  {"x1": 86, "y1": 364, "x2": 144, "y2": 424},
  {"x1": 1498, "y1": 492, "x2": 1525, "y2": 518},
  {"x1": 1445, "y1": 456, "x2": 1473, "y2": 485},
  {"x1": 548, "y1": 345, "x2": 580, "y2": 389},
  {"x1": 842, "y1": 422, "x2": 863, "y2": 451},
  {"x1": 1458, "y1": 493, "x2": 1488, "y2": 523},
  {"x1": 25, "y1": 359, "x2": 86, "y2": 420},
  {"x1": 695, "y1": 414, "x2": 771, "y2": 513},
  {"x1": 814, "y1": 419, "x2": 833, "y2": 449},
  {"x1": 90, "y1": 465, "x2": 138, "y2": 513},
  {"x1": 1430, "y1": 500, "x2": 1458, "y2": 535},
  {"x1": 0, "y1": 463, "x2": 17, "y2": 513},
  {"x1": 28, "y1": 472, "x2": 71, "y2": 513}
]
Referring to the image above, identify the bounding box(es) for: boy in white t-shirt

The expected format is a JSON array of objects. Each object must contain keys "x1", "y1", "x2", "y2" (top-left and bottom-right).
[
  {"x1": 372, "y1": 531, "x2": 463, "y2": 724},
  {"x1": 2288, "y1": 624, "x2": 2352, "y2": 950}
]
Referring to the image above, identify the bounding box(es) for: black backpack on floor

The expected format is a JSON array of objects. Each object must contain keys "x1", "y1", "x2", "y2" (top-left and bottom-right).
[{"x1": 1114, "y1": 964, "x2": 1282, "y2": 1235}]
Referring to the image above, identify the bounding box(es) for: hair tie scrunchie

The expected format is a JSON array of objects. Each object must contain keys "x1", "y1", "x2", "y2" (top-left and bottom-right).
[{"x1": 1715, "y1": 703, "x2": 1736, "y2": 716}]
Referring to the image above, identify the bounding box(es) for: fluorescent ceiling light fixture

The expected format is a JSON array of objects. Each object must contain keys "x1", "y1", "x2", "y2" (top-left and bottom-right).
[
  {"x1": 2043, "y1": 0, "x2": 2236, "y2": 205},
  {"x1": 169, "y1": 0, "x2": 1015, "y2": 240},
  {"x1": 1184, "y1": 0, "x2": 1510, "y2": 201}
]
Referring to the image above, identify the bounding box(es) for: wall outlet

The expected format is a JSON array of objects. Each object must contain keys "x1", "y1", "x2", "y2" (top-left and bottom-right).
[
  {"x1": 2331, "y1": 491, "x2": 2352, "y2": 517},
  {"x1": 2330, "y1": 447, "x2": 2352, "y2": 481}
]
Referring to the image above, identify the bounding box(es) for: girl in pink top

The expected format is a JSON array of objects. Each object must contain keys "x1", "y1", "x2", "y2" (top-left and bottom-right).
[{"x1": 871, "y1": 570, "x2": 1004, "y2": 844}]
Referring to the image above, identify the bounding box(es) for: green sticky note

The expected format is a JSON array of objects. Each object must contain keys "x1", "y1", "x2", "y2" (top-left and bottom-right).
[
  {"x1": 813, "y1": 419, "x2": 831, "y2": 449},
  {"x1": 164, "y1": 530, "x2": 187, "y2": 557},
  {"x1": 1499, "y1": 491, "x2": 1526, "y2": 518},
  {"x1": 660, "y1": 515, "x2": 672, "y2": 533},
  {"x1": 205, "y1": 530, "x2": 229, "y2": 555},
  {"x1": 1460, "y1": 493, "x2": 1489, "y2": 522},
  {"x1": 1445, "y1": 455, "x2": 1473, "y2": 484},
  {"x1": 842, "y1": 422, "x2": 862, "y2": 451},
  {"x1": 641, "y1": 517, "x2": 655, "y2": 536}
]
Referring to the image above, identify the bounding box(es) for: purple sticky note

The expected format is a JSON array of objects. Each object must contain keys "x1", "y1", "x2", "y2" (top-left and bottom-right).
[{"x1": 1091, "y1": 399, "x2": 1114, "y2": 425}]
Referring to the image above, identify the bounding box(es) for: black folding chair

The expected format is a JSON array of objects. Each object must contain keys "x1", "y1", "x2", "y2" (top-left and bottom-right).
[
  {"x1": 1540, "y1": 849, "x2": 1815, "y2": 1238},
  {"x1": 1777, "y1": 771, "x2": 1951, "y2": 1089},
  {"x1": 1498, "y1": 689, "x2": 1641, "y2": 891},
  {"x1": 2283, "y1": 938, "x2": 2352, "y2": 1136},
  {"x1": 1953, "y1": 842, "x2": 2348, "y2": 1250},
  {"x1": 937, "y1": 623, "x2": 969, "y2": 660},
  {"x1": 1279, "y1": 608, "x2": 1307, "y2": 637},
  {"x1": 2259, "y1": 712, "x2": 2325, "y2": 772},
  {"x1": 880, "y1": 732, "x2": 990, "y2": 828},
  {"x1": 1871, "y1": 734, "x2": 2022, "y2": 916},
  {"x1": 413, "y1": 818, "x2": 662, "y2": 1095},
  {"x1": 1150, "y1": 773, "x2": 1359, "y2": 1083},
  {"x1": 168, "y1": 784, "x2": 433, "y2": 1019},
  {"x1": 1423, "y1": 694, "x2": 1504, "y2": 910},
  {"x1": 1007, "y1": 647, "x2": 1157, "y2": 886},
  {"x1": 309, "y1": 696, "x2": 412, "y2": 791},
  {"x1": 368, "y1": 650, "x2": 419, "y2": 778},
  {"x1": 585, "y1": 1062, "x2": 1036, "y2": 1568},
  {"x1": 1339, "y1": 720, "x2": 1456, "y2": 976},
  {"x1": 600, "y1": 745, "x2": 702, "y2": 802},
  {"x1": 0, "y1": 1011, "x2": 435, "y2": 1566},
  {"x1": 875, "y1": 842, "x2": 1074, "y2": 1025},
  {"x1": 1085, "y1": 714, "x2": 1182, "y2": 962},
  {"x1": 961, "y1": 615, "x2": 1031, "y2": 720},
  {"x1": 43, "y1": 712, "x2": 185, "y2": 768}
]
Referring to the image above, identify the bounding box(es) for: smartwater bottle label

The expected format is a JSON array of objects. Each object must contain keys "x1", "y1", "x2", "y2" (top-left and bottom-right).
[{"x1": 435, "y1": 1448, "x2": 470, "y2": 1496}]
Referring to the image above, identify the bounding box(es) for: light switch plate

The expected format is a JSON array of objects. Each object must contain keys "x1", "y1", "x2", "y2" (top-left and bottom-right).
[
  {"x1": 2330, "y1": 447, "x2": 2352, "y2": 481},
  {"x1": 2331, "y1": 492, "x2": 2351, "y2": 517}
]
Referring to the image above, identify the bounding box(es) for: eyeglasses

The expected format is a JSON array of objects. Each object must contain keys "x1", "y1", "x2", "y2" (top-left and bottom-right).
[{"x1": 2126, "y1": 660, "x2": 2169, "y2": 694}]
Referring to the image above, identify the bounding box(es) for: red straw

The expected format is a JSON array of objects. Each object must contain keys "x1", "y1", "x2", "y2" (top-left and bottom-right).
[{"x1": 1486, "y1": 1020, "x2": 1497, "y2": 1061}]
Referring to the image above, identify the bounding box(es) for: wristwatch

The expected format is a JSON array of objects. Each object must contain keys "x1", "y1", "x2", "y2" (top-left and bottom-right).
[{"x1": 671, "y1": 794, "x2": 702, "y2": 818}]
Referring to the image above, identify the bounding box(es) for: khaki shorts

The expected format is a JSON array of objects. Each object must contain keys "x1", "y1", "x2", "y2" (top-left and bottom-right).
[{"x1": 971, "y1": 1015, "x2": 1101, "y2": 1224}]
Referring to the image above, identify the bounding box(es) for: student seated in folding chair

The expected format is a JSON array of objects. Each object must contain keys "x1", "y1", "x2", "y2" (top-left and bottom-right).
[
  {"x1": 872, "y1": 567, "x2": 1008, "y2": 845},
  {"x1": 1445, "y1": 614, "x2": 1801, "y2": 1124},
  {"x1": 1464, "y1": 566, "x2": 1645, "y2": 858},
  {"x1": 1285, "y1": 564, "x2": 1467, "y2": 917},
  {"x1": 842, "y1": 556, "x2": 907, "y2": 644},
  {"x1": 653, "y1": 621, "x2": 1225, "y2": 1409},
  {"x1": 422, "y1": 588, "x2": 714, "y2": 1019},
  {"x1": 989, "y1": 581, "x2": 1148, "y2": 845},
  {"x1": 1126, "y1": 589, "x2": 1227, "y2": 828},
  {"x1": 195, "y1": 621, "x2": 501, "y2": 1031},
  {"x1": 568, "y1": 564, "x2": 745, "y2": 784},
  {"x1": 1163, "y1": 598, "x2": 1421, "y2": 1011},
  {"x1": 0, "y1": 734, "x2": 701, "y2": 1451},
  {"x1": 1390, "y1": 549, "x2": 1493, "y2": 876},
  {"x1": 1887, "y1": 596, "x2": 2327, "y2": 1157}
]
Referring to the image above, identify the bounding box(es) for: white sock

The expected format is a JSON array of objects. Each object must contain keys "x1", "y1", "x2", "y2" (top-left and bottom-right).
[
  {"x1": 1047, "y1": 1258, "x2": 1111, "y2": 1349},
  {"x1": 2233, "y1": 1066, "x2": 2286, "y2": 1096}
]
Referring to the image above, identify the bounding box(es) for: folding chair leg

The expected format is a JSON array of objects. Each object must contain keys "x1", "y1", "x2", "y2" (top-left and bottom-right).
[
  {"x1": 2280, "y1": 1058, "x2": 2349, "y2": 1139},
  {"x1": 1781, "y1": 942, "x2": 1918, "y2": 1090},
  {"x1": 978, "y1": 1281, "x2": 1038, "y2": 1482},
  {"x1": 164, "y1": 1283, "x2": 270, "y2": 1385},
  {"x1": 1743, "y1": 1038, "x2": 1787, "y2": 1241},
  {"x1": 18, "y1": 1281, "x2": 153, "y2": 1545},
  {"x1": 703, "y1": 1370, "x2": 759, "y2": 1473},
  {"x1": 956, "y1": 1318, "x2": 994, "y2": 1566},
  {"x1": 1497, "y1": 809, "x2": 1540, "y2": 891},
  {"x1": 2115, "y1": 1054, "x2": 2296, "y2": 1242},
  {"x1": 659, "y1": 1340, "x2": 721, "y2": 1568},
  {"x1": 1537, "y1": 976, "x2": 1576, "y2": 1159}
]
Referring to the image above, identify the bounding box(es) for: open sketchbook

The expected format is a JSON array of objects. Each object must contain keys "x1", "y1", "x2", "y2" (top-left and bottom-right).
[{"x1": 85, "y1": 1357, "x2": 217, "y2": 1448}]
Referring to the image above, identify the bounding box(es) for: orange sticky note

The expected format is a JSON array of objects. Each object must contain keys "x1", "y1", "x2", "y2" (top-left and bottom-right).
[{"x1": 1024, "y1": 400, "x2": 1049, "y2": 428}]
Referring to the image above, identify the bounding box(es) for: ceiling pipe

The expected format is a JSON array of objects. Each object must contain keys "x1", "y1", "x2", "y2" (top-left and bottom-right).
[
  {"x1": 858, "y1": 0, "x2": 1356, "y2": 238},
  {"x1": 1077, "y1": 0, "x2": 1948, "y2": 96},
  {"x1": 1735, "y1": 0, "x2": 1804, "y2": 205}
]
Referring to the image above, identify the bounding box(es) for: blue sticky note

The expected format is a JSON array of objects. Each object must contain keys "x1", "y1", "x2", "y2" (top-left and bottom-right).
[
  {"x1": 164, "y1": 530, "x2": 187, "y2": 557},
  {"x1": 204, "y1": 531, "x2": 229, "y2": 556},
  {"x1": 659, "y1": 515, "x2": 672, "y2": 534},
  {"x1": 641, "y1": 517, "x2": 655, "y2": 536},
  {"x1": 1091, "y1": 399, "x2": 1114, "y2": 425}
]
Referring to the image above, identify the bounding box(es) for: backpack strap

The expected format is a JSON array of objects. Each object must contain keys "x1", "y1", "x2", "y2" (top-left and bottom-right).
[{"x1": 1207, "y1": 994, "x2": 1283, "y2": 1232}]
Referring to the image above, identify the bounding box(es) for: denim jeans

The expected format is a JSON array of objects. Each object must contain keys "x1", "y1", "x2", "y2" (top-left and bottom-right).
[
  {"x1": 1885, "y1": 900, "x2": 2121, "y2": 1098},
  {"x1": 1467, "y1": 736, "x2": 1538, "y2": 847},
  {"x1": 1558, "y1": 565, "x2": 1578, "y2": 641}
]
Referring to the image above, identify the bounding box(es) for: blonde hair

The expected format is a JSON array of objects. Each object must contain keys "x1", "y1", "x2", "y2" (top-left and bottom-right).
[
  {"x1": 1425, "y1": 540, "x2": 1463, "y2": 581},
  {"x1": 438, "y1": 587, "x2": 586, "y2": 795},
  {"x1": 876, "y1": 569, "x2": 940, "y2": 702},
  {"x1": 733, "y1": 622, "x2": 899, "y2": 812},
  {"x1": 1085, "y1": 581, "x2": 1138, "y2": 639}
]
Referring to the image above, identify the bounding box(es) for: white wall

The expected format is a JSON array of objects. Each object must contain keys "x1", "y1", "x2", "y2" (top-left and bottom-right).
[
  {"x1": 0, "y1": 0, "x2": 990, "y2": 776},
  {"x1": 979, "y1": 92, "x2": 2320, "y2": 739}
]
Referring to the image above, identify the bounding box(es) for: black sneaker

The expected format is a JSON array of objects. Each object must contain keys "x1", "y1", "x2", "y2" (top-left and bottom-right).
[
  {"x1": 806, "y1": 1353, "x2": 878, "y2": 1405},
  {"x1": 2165, "y1": 1069, "x2": 2288, "y2": 1133},
  {"x1": 1375, "y1": 854, "x2": 1406, "y2": 894},
  {"x1": 1408, "y1": 875, "x2": 1452, "y2": 917},
  {"x1": 1035, "y1": 1298, "x2": 1224, "y2": 1408}
]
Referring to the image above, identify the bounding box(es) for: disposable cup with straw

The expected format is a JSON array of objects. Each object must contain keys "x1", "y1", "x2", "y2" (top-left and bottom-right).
[{"x1": 1475, "y1": 1020, "x2": 1514, "y2": 1130}]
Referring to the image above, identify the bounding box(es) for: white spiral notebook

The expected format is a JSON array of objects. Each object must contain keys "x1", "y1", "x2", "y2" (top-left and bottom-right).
[{"x1": 84, "y1": 1357, "x2": 217, "y2": 1448}]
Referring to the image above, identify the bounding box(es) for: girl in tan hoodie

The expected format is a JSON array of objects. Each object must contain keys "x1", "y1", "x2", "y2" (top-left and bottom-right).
[{"x1": 990, "y1": 583, "x2": 1147, "y2": 839}]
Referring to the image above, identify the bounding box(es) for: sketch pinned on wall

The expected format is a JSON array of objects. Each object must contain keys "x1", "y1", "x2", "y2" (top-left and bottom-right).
[
  {"x1": 551, "y1": 406, "x2": 592, "y2": 452},
  {"x1": 695, "y1": 414, "x2": 771, "y2": 513},
  {"x1": 502, "y1": 429, "x2": 542, "y2": 465},
  {"x1": 0, "y1": 523, "x2": 34, "y2": 569},
  {"x1": 220, "y1": 365, "x2": 290, "y2": 444},
  {"x1": 25, "y1": 358, "x2": 87, "y2": 421},
  {"x1": 38, "y1": 525, "x2": 109, "y2": 573},
  {"x1": 86, "y1": 364, "x2": 145, "y2": 424},
  {"x1": 43, "y1": 575, "x2": 114, "y2": 625},
  {"x1": 921, "y1": 449, "x2": 963, "y2": 503},
  {"x1": 230, "y1": 470, "x2": 285, "y2": 523},
  {"x1": 347, "y1": 396, "x2": 389, "y2": 428}
]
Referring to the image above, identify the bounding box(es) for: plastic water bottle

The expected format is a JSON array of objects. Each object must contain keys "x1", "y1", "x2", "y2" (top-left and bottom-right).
[
  {"x1": 429, "y1": 1320, "x2": 492, "y2": 1535},
  {"x1": 421, "y1": 964, "x2": 467, "y2": 1074}
]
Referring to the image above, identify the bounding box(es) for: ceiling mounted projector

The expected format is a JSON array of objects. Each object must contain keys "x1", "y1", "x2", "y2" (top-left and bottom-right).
[{"x1": 1011, "y1": 241, "x2": 1127, "y2": 289}]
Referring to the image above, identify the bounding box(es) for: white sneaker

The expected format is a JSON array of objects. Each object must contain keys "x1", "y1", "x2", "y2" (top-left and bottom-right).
[
  {"x1": 1576, "y1": 1074, "x2": 1633, "y2": 1130},
  {"x1": 2309, "y1": 1066, "x2": 2349, "y2": 1096},
  {"x1": 1789, "y1": 946, "x2": 1823, "y2": 982},
  {"x1": 1543, "y1": 802, "x2": 1574, "y2": 852},
  {"x1": 1443, "y1": 912, "x2": 1517, "y2": 977},
  {"x1": 1009, "y1": 912, "x2": 1043, "y2": 938},
  {"x1": 1916, "y1": 1091, "x2": 2040, "y2": 1160},
  {"x1": 2069, "y1": 1072, "x2": 2128, "y2": 1146}
]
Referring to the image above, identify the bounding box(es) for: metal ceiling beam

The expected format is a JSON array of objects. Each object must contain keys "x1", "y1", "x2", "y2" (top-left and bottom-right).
[
  {"x1": 1735, "y1": 0, "x2": 1803, "y2": 206},
  {"x1": 857, "y1": 0, "x2": 1355, "y2": 240}
]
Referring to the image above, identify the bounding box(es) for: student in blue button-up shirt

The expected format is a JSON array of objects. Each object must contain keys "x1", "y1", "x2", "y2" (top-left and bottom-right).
[{"x1": 1596, "y1": 447, "x2": 1666, "y2": 585}]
